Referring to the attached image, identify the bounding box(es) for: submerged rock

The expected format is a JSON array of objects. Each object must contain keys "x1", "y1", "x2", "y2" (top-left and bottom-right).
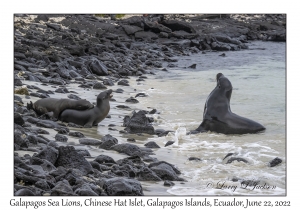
[
  {"x1": 269, "y1": 157, "x2": 282, "y2": 167},
  {"x1": 188, "y1": 157, "x2": 201, "y2": 161},
  {"x1": 125, "y1": 97, "x2": 139, "y2": 103},
  {"x1": 165, "y1": 141, "x2": 175, "y2": 147},
  {"x1": 226, "y1": 157, "x2": 248, "y2": 164},
  {"x1": 144, "y1": 141, "x2": 160, "y2": 148},
  {"x1": 164, "y1": 180, "x2": 175, "y2": 187}
]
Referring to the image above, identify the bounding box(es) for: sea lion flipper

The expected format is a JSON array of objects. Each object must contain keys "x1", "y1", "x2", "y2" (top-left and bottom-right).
[
  {"x1": 27, "y1": 101, "x2": 33, "y2": 110},
  {"x1": 195, "y1": 120, "x2": 208, "y2": 132},
  {"x1": 187, "y1": 128, "x2": 208, "y2": 134},
  {"x1": 83, "y1": 122, "x2": 93, "y2": 128},
  {"x1": 187, "y1": 130, "x2": 200, "y2": 135}
]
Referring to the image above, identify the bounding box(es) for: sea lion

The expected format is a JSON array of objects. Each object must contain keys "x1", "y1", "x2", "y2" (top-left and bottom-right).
[
  {"x1": 190, "y1": 73, "x2": 265, "y2": 134},
  {"x1": 59, "y1": 89, "x2": 113, "y2": 128},
  {"x1": 27, "y1": 98, "x2": 94, "y2": 119}
]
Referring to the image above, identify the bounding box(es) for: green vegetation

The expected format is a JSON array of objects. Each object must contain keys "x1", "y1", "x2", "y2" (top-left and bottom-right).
[
  {"x1": 95, "y1": 14, "x2": 125, "y2": 19},
  {"x1": 115, "y1": 14, "x2": 125, "y2": 19},
  {"x1": 14, "y1": 86, "x2": 29, "y2": 95}
]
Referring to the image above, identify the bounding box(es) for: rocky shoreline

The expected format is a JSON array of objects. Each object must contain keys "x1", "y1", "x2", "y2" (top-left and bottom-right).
[{"x1": 14, "y1": 14, "x2": 285, "y2": 196}]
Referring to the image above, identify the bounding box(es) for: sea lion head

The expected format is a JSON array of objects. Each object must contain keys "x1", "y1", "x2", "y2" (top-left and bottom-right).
[
  {"x1": 216, "y1": 73, "x2": 232, "y2": 100},
  {"x1": 75, "y1": 99, "x2": 94, "y2": 110},
  {"x1": 97, "y1": 89, "x2": 113, "y2": 104}
]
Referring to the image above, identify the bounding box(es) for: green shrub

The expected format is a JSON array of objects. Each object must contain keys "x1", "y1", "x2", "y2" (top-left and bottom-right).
[
  {"x1": 115, "y1": 14, "x2": 125, "y2": 19},
  {"x1": 95, "y1": 14, "x2": 125, "y2": 19}
]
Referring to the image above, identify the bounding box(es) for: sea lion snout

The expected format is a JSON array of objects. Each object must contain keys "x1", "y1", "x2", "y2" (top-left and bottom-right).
[
  {"x1": 105, "y1": 89, "x2": 113, "y2": 99},
  {"x1": 106, "y1": 89, "x2": 113, "y2": 99},
  {"x1": 216, "y1": 73, "x2": 232, "y2": 92},
  {"x1": 216, "y1": 73, "x2": 224, "y2": 81},
  {"x1": 97, "y1": 89, "x2": 113, "y2": 101}
]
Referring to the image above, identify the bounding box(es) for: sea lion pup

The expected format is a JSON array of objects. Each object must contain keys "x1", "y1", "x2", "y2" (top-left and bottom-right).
[
  {"x1": 27, "y1": 98, "x2": 94, "y2": 119},
  {"x1": 190, "y1": 73, "x2": 265, "y2": 134},
  {"x1": 59, "y1": 89, "x2": 113, "y2": 128}
]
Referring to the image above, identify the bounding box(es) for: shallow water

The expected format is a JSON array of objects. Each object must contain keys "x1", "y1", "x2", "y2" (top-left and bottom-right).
[
  {"x1": 18, "y1": 41, "x2": 285, "y2": 196},
  {"x1": 130, "y1": 41, "x2": 286, "y2": 195}
]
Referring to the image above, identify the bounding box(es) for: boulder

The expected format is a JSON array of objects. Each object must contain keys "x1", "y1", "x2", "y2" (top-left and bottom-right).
[
  {"x1": 74, "y1": 184, "x2": 99, "y2": 196},
  {"x1": 14, "y1": 188, "x2": 36, "y2": 196},
  {"x1": 55, "y1": 134, "x2": 68, "y2": 142},
  {"x1": 211, "y1": 42, "x2": 231, "y2": 51},
  {"x1": 31, "y1": 157, "x2": 57, "y2": 172},
  {"x1": 99, "y1": 134, "x2": 118, "y2": 150},
  {"x1": 69, "y1": 131, "x2": 85, "y2": 138},
  {"x1": 226, "y1": 157, "x2": 248, "y2": 164},
  {"x1": 122, "y1": 25, "x2": 143, "y2": 35},
  {"x1": 56, "y1": 66, "x2": 72, "y2": 79},
  {"x1": 94, "y1": 155, "x2": 116, "y2": 165},
  {"x1": 14, "y1": 113, "x2": 25, "y2": 126},
  {"x1": 118, "y1": 79, "x2": 130, "y2": 86},
  {"x1": 55, "y1": 146, "x2": 94, "y2": 175},
  {"x1": 137, "y1": 166, "x2": 162, "y2": 181},
  {"x1": 135, "y1": 31, "x2": 158, "y2": 40},
  {"x1": 111, "y1": 143, "x2": 145, "y2": 157},
  {"x1": 144, "y1": 141, "x2": 160, "y2": 148},
  {"x1": 93, "y1": 82, "x2": 107, "y2": 89},
  {"x1": 79, "y1": 138, "x2": 102, "y2": 146},
  {"x1": 51, "y1": 180, "x2": 75, "y2": 196},
  {"x1": 125, "y1": 97, "x2": 139, "y2": 103},
  {"x1": 144, "y1": 21, "x2": 172, "y2": 33},
  {"x1": 88, "y1": 60, "x2": 108, "y2": 76},
  {"x1": 102, "y1": 177, "x2": 144, "y2": 196},
  {"x1": 123, "y1": 111, "x2": 155, "y2": 135},
  {"x1": 148, "y1": 161, "x2": 183, "y2": 181},
  {"x1": 161, "y1": 19, "x2": 197, "y2": 33},
  {"x1": 34, "y1": 146, "x2": 58, "y2": 165},
  {"x1": 269, "y1": 157, "x2": 282, "y2": 167}
]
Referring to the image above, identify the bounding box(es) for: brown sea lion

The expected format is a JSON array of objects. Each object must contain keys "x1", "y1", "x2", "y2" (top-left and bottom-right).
[
  {"x1": 27, "y1": 98, "x2": 94, "y2": 119},
  {"x1": 190, "y1": 73, "x2": 265, "y2": 134},
  {"x1": 59, "y1": 89, "x2": 112, "y2": 128}
]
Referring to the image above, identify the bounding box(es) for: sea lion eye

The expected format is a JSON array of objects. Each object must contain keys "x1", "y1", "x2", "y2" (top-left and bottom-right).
[{"x1": 218, "y1": 85, "x2": 221, "y2": 88}]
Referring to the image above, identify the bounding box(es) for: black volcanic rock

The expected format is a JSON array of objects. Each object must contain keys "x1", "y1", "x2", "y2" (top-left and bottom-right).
[
  {"x1": 123, "y1": 111, "x2": 155, "y2": 134},
  {"x1": 55, "y1": 146, "x2": 93, "y2": 175},
  {"x1": 102, "y1": 177, "x2": 144, "y2": 196}
]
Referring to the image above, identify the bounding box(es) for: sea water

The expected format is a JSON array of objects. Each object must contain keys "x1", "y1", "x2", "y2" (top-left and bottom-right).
[
  {"x1": 129, "y1": 41, "x2": 286, "y2": 195},
  {"x1": 19, "y1": 41, "x2": 285, "y2": 196}
]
